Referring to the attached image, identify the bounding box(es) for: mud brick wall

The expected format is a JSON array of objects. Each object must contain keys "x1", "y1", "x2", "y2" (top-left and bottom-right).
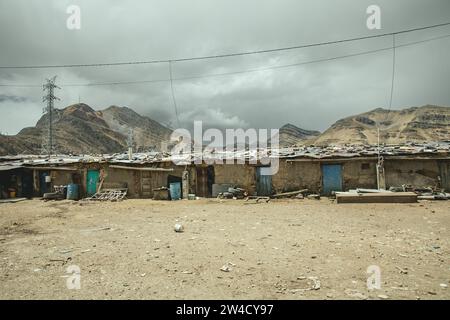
[
  {"x1": 384, "y1": 159, "x2": 441, "y2": 188},
  {"x1": 213, "y1": 163, "x2": 256, "y2": 195},
  {"x1": 341, "y1": 160, "x2": 378, "y2": 190},
  {"x1": 272, "y1": 160, "x2": 321, "y2": 193}
]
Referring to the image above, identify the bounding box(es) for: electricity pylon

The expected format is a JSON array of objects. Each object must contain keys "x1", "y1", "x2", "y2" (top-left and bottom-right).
[{"x1": 41, "y1": 76, "x2": 60, "y2": 157}]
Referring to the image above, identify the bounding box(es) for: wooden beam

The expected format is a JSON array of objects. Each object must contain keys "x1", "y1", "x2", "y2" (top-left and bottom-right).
[
  {"x1": 336, "y1": 192, "x2": 417, "y2": 204},
  {"x1": 25, "y1": 166, "x2": 79, "y2": 171},
  {"x1": 108, "y1": 165, "x2": 174, "y2": 172}
]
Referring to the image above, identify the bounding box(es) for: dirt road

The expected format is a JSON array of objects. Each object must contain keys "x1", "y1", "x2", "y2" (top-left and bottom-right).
[{"x1": 0, "y1": 198, "x2": 449, "y2": 299}]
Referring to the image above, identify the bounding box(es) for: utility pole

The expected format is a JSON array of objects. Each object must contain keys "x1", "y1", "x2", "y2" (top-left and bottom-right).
[
  {"x1": 376, "y1": 126, "x2": 386, "y2": 190},
  {"x1": 42, "y1": 76, "x2": 60, "y2": 157},
  {"x1": 127, "y1": 128, "x2": 134, "y2": 160}
]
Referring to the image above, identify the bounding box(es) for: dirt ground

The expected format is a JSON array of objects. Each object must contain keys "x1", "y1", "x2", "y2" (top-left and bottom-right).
[{"x1": 0, "y1": 197, "x2": 449, "y2": 300}]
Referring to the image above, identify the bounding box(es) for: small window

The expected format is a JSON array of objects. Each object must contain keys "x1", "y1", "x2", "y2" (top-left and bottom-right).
[{"x1": 361, "y1": 163, "x2": 370, "y2": 170}]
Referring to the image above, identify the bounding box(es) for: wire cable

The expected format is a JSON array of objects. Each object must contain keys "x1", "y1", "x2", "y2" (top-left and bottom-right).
[
  {"x1": 1, "y1": 32, "x2": 449, "y2": 88},
  {"x1": 168, "y1": 61, "x2": 180, "y2": 127},
  {"x1": 0, "y1": 22, "x2": 449, "y2": 69}
]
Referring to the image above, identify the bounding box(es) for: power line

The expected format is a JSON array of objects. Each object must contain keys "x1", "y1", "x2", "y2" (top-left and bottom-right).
[
  {"x1": 168, "y1": 61, "x2": 181, "y2": 127},
  {"x1": 1, "y1": 22, "x2": 449, "y2": 69},
  {"x1": 388, "y1": 34, "x2": 397, "y2": 112},
  {"x1": 1, "y1": 32, "x2": 449, "y2": 89}
]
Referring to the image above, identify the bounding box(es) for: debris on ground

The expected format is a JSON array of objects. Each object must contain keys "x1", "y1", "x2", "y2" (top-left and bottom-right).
[
  {"x1": 270, "y1": 189, "x2": 308, "y2": 199},
  {"x1": 174, "y1": 223, "x2": 184, "y2": 233},
  {"x1": 389, "y1": 184, "x2": 449, "y2": 200},
  {"x1": 220, "y1": 262, "x2": 235, "y2": 272},
  {"x1": 290, "y1": 276, "x2": 321, "y2": 293},
  {"x1": 245, "y1": 196, "x2": 270, "y2": 203},
  {"x1": 217, "y1": 187, "x2": 248, "y2": 199},
  {"x1": 152, "y1": 187, "x2": 169, "y2": 200},
  {"x1": 84, "y1": 189, "x2": 128, "y2": 202}
]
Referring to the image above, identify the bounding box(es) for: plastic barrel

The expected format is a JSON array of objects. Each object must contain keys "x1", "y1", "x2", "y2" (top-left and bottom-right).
[
  {"x1": 66, "y1": 184, "x2": 79, "y2": 200},
  {"x1": 169, "y1": 182, "x2": 181, "y2": 200}
]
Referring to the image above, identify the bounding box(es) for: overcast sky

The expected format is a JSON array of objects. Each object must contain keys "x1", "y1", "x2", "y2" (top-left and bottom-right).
[{"x1": 0, "y1": 0, "x2": 449, "y2": 135}]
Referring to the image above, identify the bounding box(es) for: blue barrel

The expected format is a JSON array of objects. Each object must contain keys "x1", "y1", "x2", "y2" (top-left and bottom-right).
[
  {"x1": 67, "y1": 184, "x2": 79, "y2": 200},
  {"x1": 169, "y1": 182, "x2": 181, "y2": 200}
]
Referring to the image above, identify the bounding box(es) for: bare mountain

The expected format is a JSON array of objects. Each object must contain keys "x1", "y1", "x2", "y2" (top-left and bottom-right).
[
  {"x1": 313, "y1": 105, "x2": 450, "y2": 145},
  {"x1": 0, "y1": 103, "x2": 172, "y2": 155},
  {"x1": 278, "y1": 123, "x2": 320, "y2": 147},
  {"x1": 1, "y1": 104, "x2": 449, "y2": 155},
  {"x1": 99, "y1": 106, "x2": 172, "y2": 151}
]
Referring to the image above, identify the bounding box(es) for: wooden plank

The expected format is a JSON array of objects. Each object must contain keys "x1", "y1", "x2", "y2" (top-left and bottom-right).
[
  {"x1": 271, "y1": 189, "x2": 308, "y2": 198},
  {"x1": 336, "y1": 192, "x2": 417, "y2": 204},
  {"x1": 109, "y1": 165, "x2": 173, "y2": 172}
]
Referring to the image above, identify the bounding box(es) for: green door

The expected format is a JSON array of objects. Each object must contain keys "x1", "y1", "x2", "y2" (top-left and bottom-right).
[{"x1": 86, "y1": 170, "x2": 99, "y2": 196}]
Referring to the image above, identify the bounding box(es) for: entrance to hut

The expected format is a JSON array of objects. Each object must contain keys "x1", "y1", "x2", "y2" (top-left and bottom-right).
[
  {"x1": 321, "y1": 164, "x2": 343, "y2": 195},
  {"x1": 196, "y1": 166, "x2": 214, "y2": 198},
  {"x1": 39, "y1": 171, "x2": 51, "y2": 196},
  {"x1": 256, "y1": 166, "x2": 272, "y2": 196},
  {"x1": 168, "y1": 175, "x2": 183, "y2": 200},
  {"x1": 439, "y1": 161, "x2": 450, "y2": 192},
  {"x1": 86, "y1": 169, "x2": 100, "y2": 196},
  {"x1": 21, "y1": 170, "x2": 33, "y2": 198}
]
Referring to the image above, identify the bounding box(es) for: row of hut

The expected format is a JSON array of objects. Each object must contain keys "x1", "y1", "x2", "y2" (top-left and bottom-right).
[{"x1": 0, "y1": 143, "x2": 449, "y2": 200}]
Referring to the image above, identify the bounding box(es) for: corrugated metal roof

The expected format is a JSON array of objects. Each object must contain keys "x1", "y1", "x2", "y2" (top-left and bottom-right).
[{"x1": 0, "y1": 142, "x2": 449, "y2": 166}]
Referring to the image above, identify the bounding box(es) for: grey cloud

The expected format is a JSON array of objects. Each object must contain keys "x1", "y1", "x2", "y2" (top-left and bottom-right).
[
  {"x1": 0, "y1": 0, "x2": 449, "y2": 134},
  {"x1": 0, "y1": 94, "x2": 29, "y2": 103}
]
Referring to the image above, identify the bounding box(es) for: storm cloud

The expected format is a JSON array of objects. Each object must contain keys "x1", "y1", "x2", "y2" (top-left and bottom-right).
[{"x1": 0, "y1": 0, "x2": 449, "y2": 134}]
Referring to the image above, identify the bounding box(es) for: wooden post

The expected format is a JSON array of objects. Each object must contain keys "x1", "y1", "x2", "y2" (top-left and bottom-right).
[{"x1": 182, "y1": 169, "x2": 189, "y2": 199}]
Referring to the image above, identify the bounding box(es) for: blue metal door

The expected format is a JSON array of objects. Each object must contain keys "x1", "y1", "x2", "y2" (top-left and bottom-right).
[
  {"x1": 256, "y1": 167, "x2": 272, "y2": 196},
  {"x1": 322, "y1": 164, "x2": 342, "y2": 195}
]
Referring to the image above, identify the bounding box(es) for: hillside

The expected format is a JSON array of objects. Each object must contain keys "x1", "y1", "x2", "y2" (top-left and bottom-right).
[
  {"x1": 100, "y1": 106, "x2": 172, "y2": 151},
  {"x1": 313, "y1": 105, "x2": 450, "y2": 145},
  {"x1": 1, "y1": 104, "x2": 449, "y2": 155},
  {"x1": 278, "y1": 123, "x2": 320, "y2": 147},
  {"x1": 0, "y1": 103, "x2": 172, "y2": 155}
]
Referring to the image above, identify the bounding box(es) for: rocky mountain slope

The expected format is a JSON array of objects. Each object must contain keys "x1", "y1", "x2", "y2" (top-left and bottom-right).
[
  {"x1": 278, "y1": 123, "x2": 320, "y2": 147},
  {"x1": 99, "y1": 105, "x2": 172, "y2": 151},
  {"x1": 313, "y1": 105, "x2": 450, "y2": 145},
  {"x1": 0, "y1": 103, "x2": 172, "y2": 155},
  {"x1": 1, "y1": 104, "x2": 449, "y2": 155}
]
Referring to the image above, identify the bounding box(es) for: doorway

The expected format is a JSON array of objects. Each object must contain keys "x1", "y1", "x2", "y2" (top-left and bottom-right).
[
  {"x1": 321, "y1": 164, "x2": 343, "y2": 195},
  {"x1": 256, "y1": 166, "x2": 272, "y2": 196},
  {"x1": 196, "y1": 166, "x2": 214, "y2": 197},
  {"x1": 86, "y1": 169, "x2": 100, "y2": 196}
]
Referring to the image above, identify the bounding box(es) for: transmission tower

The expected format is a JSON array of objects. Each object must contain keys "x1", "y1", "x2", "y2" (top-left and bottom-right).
[{"x1": 42, "y1": 76, "x2": 60, "y2": 157}]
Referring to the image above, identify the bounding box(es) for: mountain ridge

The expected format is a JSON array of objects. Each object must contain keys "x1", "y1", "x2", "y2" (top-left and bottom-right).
[
  {"x1": 0, "y1": 103, "x2": 172, "y2": 155},
  {"x1": 312, "y1": 105, "x2": 450, "y2": 145},
  {"x1": 0, "y1": 104, "x2": 449, "y2": 155}
]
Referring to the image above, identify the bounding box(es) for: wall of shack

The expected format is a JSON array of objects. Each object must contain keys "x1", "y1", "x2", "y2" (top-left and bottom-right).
[
  {"x1": 272, "y1": 160, "x2": 321, "y2": 193},
  {"x1": 384, "y1": 159, "x2": 442, "y2": 188},
  {"x1": 213, "y1": 163, "x2": 257, "y2": 195},
  {"x1": 341, "y1": 160, "x2": 377, "y2": 190}
]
